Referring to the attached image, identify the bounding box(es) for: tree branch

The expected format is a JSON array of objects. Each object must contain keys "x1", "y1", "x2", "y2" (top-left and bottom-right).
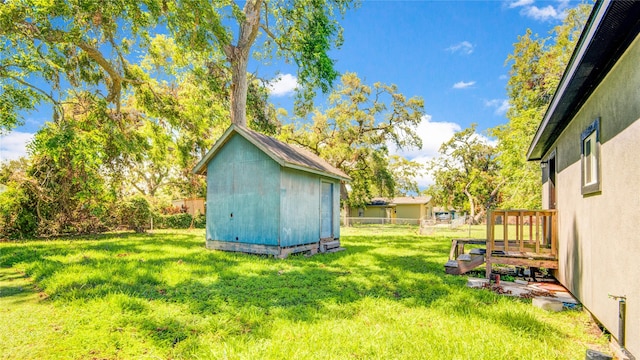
[
  {"x1": 18, "y1": 21, "x2": 125, "y2": 110},
  {"x1": 3, "y1": 72, "x2": 58, "y2": 106},
  {"x1": 259, "y1": 23, "x2": 293, "y2": 52}
]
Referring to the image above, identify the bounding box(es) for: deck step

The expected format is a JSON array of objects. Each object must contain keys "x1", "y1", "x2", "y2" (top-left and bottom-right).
[
  {"x1": 457, "y1": 253, "x2": 472, "y2": 261},
  {"x1": 444, "y1": 260, "x2": 458, "y2": 268},
  {"x1": 325, "y1": 247, "x2": 345, "y2": 253},
  {"x1": 319, "y1": 240, "x2": 341, "y2": 253},
  {"x1": 323, "y1": 240, "x2": 340, "y2": 249},
  {"x1": 444, "y1": 255, "x2": 486, "y2": 275}
]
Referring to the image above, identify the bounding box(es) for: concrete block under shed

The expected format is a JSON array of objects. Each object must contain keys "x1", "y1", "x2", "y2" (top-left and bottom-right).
[{"x1": 533, "y1": 297, "x2": 564, "y2": 312}]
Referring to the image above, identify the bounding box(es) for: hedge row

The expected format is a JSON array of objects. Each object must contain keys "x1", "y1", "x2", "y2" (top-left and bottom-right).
[{"x1": 153, "y1": 213, "x2": 206, "y2": 229}]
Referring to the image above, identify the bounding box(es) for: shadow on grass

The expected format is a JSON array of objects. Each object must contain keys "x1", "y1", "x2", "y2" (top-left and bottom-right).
[{"x1": 0, "y1": 230, "x2": 569, "y2": 348}]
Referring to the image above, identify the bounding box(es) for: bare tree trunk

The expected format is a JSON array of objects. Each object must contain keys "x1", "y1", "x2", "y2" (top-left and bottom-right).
[
  {"x1": 223, "y1": 0, "x2": 263, "y2": 127},
  {"x1": 464, "y1": 182, "x2": 476, "y2": 224},
  {"x1": 229, "y1": 54, "x2": 249, "y2": 127}
]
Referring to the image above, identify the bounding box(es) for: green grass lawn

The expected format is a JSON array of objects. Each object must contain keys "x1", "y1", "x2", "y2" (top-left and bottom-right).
[{"x1": 0, "y1": 228, "x2": 607, "y2": 359}]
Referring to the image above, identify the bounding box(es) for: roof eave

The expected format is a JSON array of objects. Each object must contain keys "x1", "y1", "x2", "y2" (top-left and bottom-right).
[
  {"x1": 526, "y1": 0, "x2": 608, "y2": 161},
  {"x1": 284, "y1": 162, "x2": 351, "y2": 182},
  {"x1": 527, "y1": 0, "x2": 640, "y2": 161},
  {"x1": 192, "y1": 124, "x2": 350, "y2": 182}
]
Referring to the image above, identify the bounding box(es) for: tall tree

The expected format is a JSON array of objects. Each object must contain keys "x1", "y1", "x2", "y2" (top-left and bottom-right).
[
  {"x1": 22, "y1": 92, "x2": 139, "y2": 235},
  {"x1": 280, "y1": 72, "x2": 424, "y2": 208},
  {"x1": 0, "y1": 0, "x2": 163, "y2": 131},
  {"x1": 166, "y1": 0, "x2": 357, "y2": 126},
  {"x1": 387, "y1": 155, "x2": 423, "y2": 197},
  {"x1": 127, "y1": 34, "x2": 279, "y2": 200},
  {"x1": 490, "y1": 5, "x2": 591, "y2": 209},
  {"x1": 428, "y1": 125, "x2": 501, "y2": 224}
]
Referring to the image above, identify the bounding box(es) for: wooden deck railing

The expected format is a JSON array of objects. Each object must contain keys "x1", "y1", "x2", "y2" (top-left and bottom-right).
[{"x1": 485, "y1": 210, "x2": 558, "y2": 277}]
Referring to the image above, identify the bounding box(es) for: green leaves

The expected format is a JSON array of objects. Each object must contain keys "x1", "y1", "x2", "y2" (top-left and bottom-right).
[
  {"x1": 491, "y1": 4, "x2": 591, "y2": 209},
  {"x1": 0, "y1": 0, "x2": 164, "y2": 127},
  {"x1": 428, "y1": 124, "x2": 501, "y2": 223},
  {"x1": 283, "y1": 72, "x2": 424, "y2": 207},
  {"x1": 166, "y1": 0, "x2": 357, "y2": 124}
]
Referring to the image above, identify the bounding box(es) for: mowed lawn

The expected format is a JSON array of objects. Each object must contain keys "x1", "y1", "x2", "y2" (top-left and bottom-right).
[{"x1": 0, "y1": 227, "x2": 607, "y2": 359}]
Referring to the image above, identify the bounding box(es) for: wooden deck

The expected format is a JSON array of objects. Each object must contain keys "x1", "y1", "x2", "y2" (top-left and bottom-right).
[
  {"x1": 485, "y1": 210, "x2": 558, "y2": 277},
  {"x1": 444, "y1": 210, "x2": 558, "y2": 277}
]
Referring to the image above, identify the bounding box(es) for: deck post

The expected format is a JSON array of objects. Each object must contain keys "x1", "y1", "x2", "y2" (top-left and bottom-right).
[
  {"x1": 503, "y1": 211, "x2": 509, "y2": 252},
  {"x1": 551, "y1": 210, "x2": 558, "y2": 256},
  {"x1": 473, "y1": 209, "x2": 558, "y2": 278},
  {"x1": 535, "y1": 211, "x2": 540, "y2": 254},
  {"x1": 485, "y1": 210, "x2": 493, "y2": 278}
]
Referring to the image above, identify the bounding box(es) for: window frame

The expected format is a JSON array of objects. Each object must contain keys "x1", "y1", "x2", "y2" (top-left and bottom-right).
[{"x1": 580, "y1": 118, "x2": 601, "y2": 195}]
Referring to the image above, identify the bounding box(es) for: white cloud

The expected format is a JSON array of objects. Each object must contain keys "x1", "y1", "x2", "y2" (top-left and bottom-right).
[
  {"x1": 389, "y1": 115, "x2": 497, "y2": 188},
  {"x1": 511, "y1": 0, "x2": 570, "y2": 21},
  {"x1": 484, "y1": 99, "x2": 511, "y2": 116},
  {"x1": 452, "y1": 81, "x2": 475, "y2": 89},
  {"x1": 508, "y1": 0, "x2": 534, "y2": 8},
  {"x1": 499, "y1": 74, "x2": 508, "y2": 80},
  {"x1": 389, "y1": 115, "x2": 462, "y2": 187},
  {"x1": 446, "y1": 41, "x2": 474, "y2": 55},
  {"x1": 522, "y1": 5, "x2": 563, "y2": 21},
  {"x1": 0, "y1": 131, "x2": 34, "y2": 163},
  {"x1": 268, "y1": 73, "x2": 298, "y2": 97}
]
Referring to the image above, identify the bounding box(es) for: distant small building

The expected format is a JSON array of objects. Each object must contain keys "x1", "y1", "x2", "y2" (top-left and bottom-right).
[
  {"x1": 349, "y1": 196, "x2": 433, "y2": 223},
  {"x1": 392, "y1": 196, "x2": 434, "y2": 220},
  {"x1": 432, "y1": 207, "x2": 457, "y2": 222},
  {"x1": 171, "y1": 198, "x2": 205, "y2": 217},
  {"x1": 193, "y1": 124, "x2": 350, "y2": 257}
]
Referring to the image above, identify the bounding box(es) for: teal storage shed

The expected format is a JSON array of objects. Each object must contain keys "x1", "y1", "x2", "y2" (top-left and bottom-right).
[{"x1": 192, "y1": 124, "x2": 350, "y2": 257}]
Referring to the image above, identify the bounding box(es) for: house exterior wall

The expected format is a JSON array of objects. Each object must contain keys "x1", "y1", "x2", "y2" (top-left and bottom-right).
[
  {"x1": 279, "y1": 168, "x2": 340, "y2": 246},
  {"x1": 206, "y1": 134, "x2": 280, "y2": 246},
  {"x1": 541, "y1": 35, "x2": 640, "y2": 355},
  {"x1": 395, "y1": 204, "x2": 425, "y2": 219},
  {"x1": 349, "y1": 206, "x2": 388, "y2": 218}
]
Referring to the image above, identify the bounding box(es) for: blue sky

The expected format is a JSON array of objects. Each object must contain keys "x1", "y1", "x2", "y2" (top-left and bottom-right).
[
  {"x1": 266, "y1": 0, "x2": 584, "y2": 185},
  {"x1": 1, "y1": 0, "x2": 583, "y2": 186}
]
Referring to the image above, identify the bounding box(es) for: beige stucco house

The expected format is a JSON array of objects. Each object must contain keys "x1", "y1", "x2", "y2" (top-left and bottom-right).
[
  {"x1": 527, "y1": 1, "x2": 640, "y2": 356},
  {"x1": 349, "y1": 196, "x2": 433, "y2": 222},
  {"x1": 392, "y1": 196, "x2": 433, "y2": 220}
]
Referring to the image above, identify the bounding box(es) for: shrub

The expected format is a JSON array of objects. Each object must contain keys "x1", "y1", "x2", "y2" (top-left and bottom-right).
[
  {"x1": 162, "y1": 213, "x2": 193, "y2": 229},
  {"x1": 0, "y1": 186, "x2": 38, "y2": 239},
  {"x1": 194, "y1": 214, "x2": 206, "y2": 228},
  {"x1": 119, "y1": 196, "x2": 152, "y2": 233},
  {"x1": 152, "y1": 213, "x2": 206, "y2": 229}
]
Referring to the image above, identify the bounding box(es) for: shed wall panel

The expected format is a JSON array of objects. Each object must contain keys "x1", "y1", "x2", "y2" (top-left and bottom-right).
[
  {"x1": 206, "y1": 135, "x2": 280, "y2": 245},
  {"x1": 279, "y1": 169, "x2": 321, "y2": 247},
  {"x1": 332, "y1": 179, "x2": 341, "y2": 238}
]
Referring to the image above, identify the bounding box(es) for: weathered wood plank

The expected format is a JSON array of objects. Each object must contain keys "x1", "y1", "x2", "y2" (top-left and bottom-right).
[
  {"x1": 486, "y1": 256, "x2": 558, "y2": 269},
  {"x1": 207, "y1": 239, "x2": 321, "y2": 258},
  {"x1": 206, "y1": 240, "x2": 280, "y2": 255},
  {"x1": 448, "y1": 239, "x2": 458, "y2": 261}
]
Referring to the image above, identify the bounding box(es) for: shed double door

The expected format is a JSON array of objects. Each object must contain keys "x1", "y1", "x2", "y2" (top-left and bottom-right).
[{"x1": 320, "y1": 182, "x2": 333, "y2": 239}]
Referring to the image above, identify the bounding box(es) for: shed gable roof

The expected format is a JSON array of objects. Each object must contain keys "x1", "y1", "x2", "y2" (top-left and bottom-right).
[
  {"x1": 527, "y1": 0, "x2": 640, "y2": 160},
  {"x1": 192, "y1": 124, "x2": 351, "y2": 181}
]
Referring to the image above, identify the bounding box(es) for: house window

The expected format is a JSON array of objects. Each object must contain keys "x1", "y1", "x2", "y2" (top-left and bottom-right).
[{"x1": 581, "y1": 118, "x2": 601, "y2": 195}]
